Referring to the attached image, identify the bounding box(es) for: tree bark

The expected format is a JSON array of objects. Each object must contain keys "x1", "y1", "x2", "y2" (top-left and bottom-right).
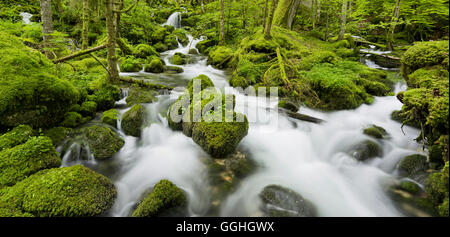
[
  {"x1": 325, "y1": 0, "x2": 329, "y2": 41},
  {"x1": 263, "y1": 0, "x2": 269, "y2": 30},
  {"x1": 287, "y1": 0, "x2": 300, "y2": 29},
  {"x1": 219, "y1": 0, "x2": 225, "y2": 45},
  {"x1": 106, "y1": 0, "x2": 120, "y2": 82},
  {"x1": 40, "y1": 0, "x2": 53, "y2": 58},
  {"x1": 387, "y1": 0, "x2": 401, "y2": 51},
  {"x1": 264, "y1": 0, "x2": 279, "y2": 39},
  {"x1": 338, "y1": 0, "x2": 348, "y2": 41},
  {"x1": 82, "y1": 0, "x2": 89, "y2": 50}
]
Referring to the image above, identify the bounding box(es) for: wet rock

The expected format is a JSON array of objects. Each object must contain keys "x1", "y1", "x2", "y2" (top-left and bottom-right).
[
  {"x1": 171, "y1": 52, "x2": 193, "y2": 65},
  {"x1": 101, "y1": 109, "x2": 120, "y2": 128},
  {"x1": 122, "y1": 104, "x2": 146, "y2": 137},
  {"x1": 144, "y1": 58, "x2": 165, "y2": 73},
  {"x1": 363, "y1": 124, "x2": 389, "y2": 139},
  {"x1": 126, "y1": 87, "x2": 156, "y2": 107},
  {"x1": 166, "y1": 66, "x2": 184, "y2": 74},
  {"x1": 132, "y1": 180, "x2": 187, "y2": 217},
  {"x1": 386, "y1": 180, "x2": 437, "y2": 217},
  {"x1": 398, "y1": 154, "x2": 429, "y2": 183},
  {"x1": 259, "y1": 185, "x2": 318, "y2": 217},
  {"x1": 84, "y1": 125, "x2": 124, "y2": 160},
  {"x1": 348, "y1": 140, "x2": 383, "y2": 161},
  {"x1": 277, "y1": 100, "x2": 299, "y2": 113},
  {"x1": 188, "y1": 48, "x2": 198, "y2": 55}
]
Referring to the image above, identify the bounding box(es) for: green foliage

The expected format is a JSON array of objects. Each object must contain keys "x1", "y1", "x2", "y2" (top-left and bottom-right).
[
  {"x1": 208, "y1": 46, "x2": 234, "y2": 69},
  {"x1": 132, "y1": 179, "x2": 186, "y2": 217},
  {"x1": 122, "y1": 104, "x2": 146, "y2": 137},
  {"x1": 0, "y1": 165, "x2": 116, "y2": 217},
  {"x1": 426, "y1": 162, "x2": 449, "y2": 216},
  {"x1": 84, "y1": 125, "x2": 124, "y2": 160},
  {"x1": 0, "y1": 125, "x2": 34, "y2": 152},
  {"x1": 80, "y1": 101, "x2": 97, "y2": 117},
  {"x1": 0, "y1": 136, "x2": 61, "y2": 188},
  {"x1": 0, "y1": 31, "x2": 79, "y2": 128}
]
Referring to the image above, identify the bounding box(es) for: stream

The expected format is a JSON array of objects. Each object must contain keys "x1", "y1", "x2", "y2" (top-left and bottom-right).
[{"x1": 61, "y1": 13, "x2": 425, "y2": 217}]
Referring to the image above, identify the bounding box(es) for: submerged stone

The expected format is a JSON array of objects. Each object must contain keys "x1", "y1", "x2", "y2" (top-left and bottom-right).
[{"x1": 259, "y1": 185, "x2": 317, "y2": 217}]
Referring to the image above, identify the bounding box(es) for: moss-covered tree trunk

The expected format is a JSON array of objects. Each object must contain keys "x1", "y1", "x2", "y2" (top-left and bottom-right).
[
  {"x1": 263, "y1": 0, "x2": 269, "y2": 30},
  {"x1": 82, "y1": 0, "x2": 89, "y2": 50},
  {"x1": 264, "y1": 0, "x2": 279, "y2": 39},
  {"x1": 287, "y1": 0, "x2": 300, "y2": 29},
  {"x1": 338, "y1": 0, "x2": 348, "y2": 41},
  {"x1": 106, "y1": 0, "x2": 120, "y2": 83},
  {"x1": 325, "y1": 0, "x2": 329, "y2": 41},
  {"x1": 273, "y1": 0, "x2": 294, "y2": 28},
  {"x1": 219, "y1": 0, "x2": 225, "y2": 45},
  {"x1": 386, "y1": 0, "x2": 401, "y2": 51},
  {"x1": 115, "y1": 0, "x2": 124, "y2": 39},
  {"x1": 40, "y1": 0, "x2": 53, "y2": 58}
]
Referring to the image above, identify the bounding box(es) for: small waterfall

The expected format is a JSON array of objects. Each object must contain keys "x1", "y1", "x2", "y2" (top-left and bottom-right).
[
  {"x1": 163, "y1": 12, "x2": 182, "y2": 28},
  {"x1": 61, "y1": 140, "x2": 97, "y2": 167},
  {"x1": 20, "y1": 12, "x2": 32, "y2": 24}
]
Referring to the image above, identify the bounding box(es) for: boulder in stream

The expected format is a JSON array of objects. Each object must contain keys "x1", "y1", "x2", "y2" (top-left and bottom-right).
[
  {"x1": 387, "y1": 180, "x2": 437, "y2": 217},
  {"x1": 144, "y1": 58, "x2": 165, "y2": 73},
  {"x1": 84, "y1": 125, "x2": 124, "y2": 160},
  {"x1": 259, "y1": 185, "x2": 318, "y2": 217},
  {"x1": 101, "y1": 109, "x2": 120, "y2": 128},
  {"x1": 348, "y1": 140, "x2": 383, "y2": 161},
  {"x1": 122, "y1": 104, "x2": 146, "y2": 137},
  {"x1": 363, "y1": 124, "x2": 389, "y2": 139},
  {"x1": 397, "y1": 154, "x2": 430, "y2": 184}
]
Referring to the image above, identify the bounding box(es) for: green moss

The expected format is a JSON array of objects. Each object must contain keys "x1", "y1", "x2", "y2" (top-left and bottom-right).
[
  {"x1": 349, "y1": 140, "x2": 383, "y2": 161},
  {"x1": 0, "y1": 136, "x2": 61, "y2": 188},
  {"x1": 43, "y1": 127, "x2": 73, "y2": 147},
  {"x1": 0, "y1": 32, "x2": 79, "y2": 128},
  {"x1": 122, "y1": 104, "x2": 146, "y2": 137},
  {"x1": 186, "y1": 74, "x2": 215, "y2": 98},
  {"x1": 363, "y1": 125, "x2": 389, "y2": 139},
  {"x1": 0, "y1": 165, "x2": 116, "y2": 217},
  {"x1": 278, "y1": 100, "x2": 299, "y2": 112},
  {"x1": 399, "y1": 180, "x2": 421, "y2": 195},
  {"x1": 144, "y1": 58, "x2": 166, "y2": 73},
  {"x1": 101, "y1": 109, "x2": 120, "y2": 128},
  {"x1": 166, "y1": 66, "x2": 184, "y2": 74},
  {"x1": 188, "y1": 48, "x2": 198, "y2": 55},
  {"x1": 154, "y1": 42, "x2": 168, "y2": 52},
  {"x1": 298, "y1": 51, "x2": 339, "y2": 71},
  {"x1": 84, "y1": 125, "x2": 124, "y2": 160},
  {"x1": 60, "y1": 112, "x2": 83, "y2": 128},
  {"x1": 80, "y1": 101, "x2": 97, "y2": 117},
  {"x1": 151, "y1": 26, "x2": 168, "y2": 43},
  {"x1": 208, "y1": 46, "x2": 233, "y2": 69},
  {"x1": 167, "y1": 92, "x2": 191, "y2": 131},
  {"x1": 0, "y1": 125, "x2": 34, "y2": 152},
  {"x1": 91, "y1": 84, "x2": 121, "y2": 111},
  {"x1": 196, "y1": 39, "x2": 216, "y2": 54},
  {"x1": 126, "y1": 87, "x2": 156, "y2": 107},
  {"x1": 398, "y1": 154, "x2": 428, "y2": 177},
  {"x1": 402, "y1": 41, "x2": 449, "y2": 72},
  {"x1": 132, "y1": 179, "x2": 186, "y2": 217},
  {"x1": 164, "y1": 34, "x2": 179, "y2": 50},
  {"x1": 120, "y1": 56, "x2": 142, "y2": 72},
  {"x1": 173, "y1": 29, "x2": 189, "y2": 47},
  {"x1": 425, "y1": 162, "x2": 449, "y2": 216},
  {"x1": 134, "y1": 44, "x2": 159, "y2": 59}
]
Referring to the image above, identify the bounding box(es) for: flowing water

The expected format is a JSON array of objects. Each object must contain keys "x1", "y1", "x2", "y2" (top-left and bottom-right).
[
  {"x1": 62, "y1": 14, "x2": 425, "y2": 217},
  {"x1": 20, "y1": 12, "x2": 32, "y2": 24}
]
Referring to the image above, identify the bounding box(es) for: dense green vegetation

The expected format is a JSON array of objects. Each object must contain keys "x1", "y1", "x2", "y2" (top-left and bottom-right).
[{"x1": 0, "y1": 0, "x2": 448, "y2": 217}]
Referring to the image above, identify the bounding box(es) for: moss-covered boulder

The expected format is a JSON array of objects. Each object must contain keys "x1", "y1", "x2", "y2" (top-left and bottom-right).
[
  {"x1": 134, "y1": 44, "x2": 159, "y2": 59},
  {"x1": 171, "y1": 52, "x2": 189, "y2": 65},
  {"x1": 84, "y1": 125, "x2": 124, "y2": 160},
  {"x1": 126, "y1": 87, "x2": 156, "y2": 107},
  {"x1": 348, "y1": 140, "x2": 383, "y2": 161},
  {"x1": 398, "y1": 154, "x2": 429, "y2": 178},
  {"x1": 101, "y1": 109, "x2": 120, "y2": 128},
  {"x1": 43, "y1": 127, "x2": 73, "y2": 147},
  {"x1": 278, "y1": 100, "x2": 299, "y2": 113},
  {"x1": 122, "y1": 104, "x2": 146, "y2": 137},
  {"x1": 402, "y1": 41, "x2": 449, "y2": 74},
  {"x1": 196, "y1": 39, "x2": 216, "y2": 54},
  {"x1": 120, "y1": 56, "x2": 142, "y2": 72},
  {"x1": 154, "y1": 42, "x2": 169, "y2": 52},
  {"x1": 173, "y1": 29, "x2": 189, "y2": 47},
  {"x1": 363, "y1": 124, "x2": 389, "y2": 139},
  {"x1": 80, "y1": 101, "x2": 97, "y2": 117},
  {"x1": 90, "y1": 84, "x2": 121, "y2": 111},
  {"x1": 132, "y1": 180, "x2": 186, "y2": 217},
  {"x1": 192, "y1": 112, "x2": 249, "y2": 158},
  {"x1": 60, "y1": 112, "x2": 83, "y2": 128},
  {"x1": 0, "y1": 32, "x2": 79, "y2": 128},
  {"x1": 188, "y1": 48, "x2": 199, "y2": 55},
  {"x1": 151, "y1": 26, "x2": 168, "y2": 43},
  {"x1": 164, "y1": 34, "x2": 179, "y2": 50},
  {"x1": 387, "y1": 180, "x2": 437, "y2": 217},
  {"x1": 166, "y1": 66, "x2": 184, "y2": 74},
  {"x1": 186, "y1": 74, "x2": 215, "y2": 98},
  {"x1": 208, "y1": 46, "x2": 233, "y2": 69},
  {"x1": 0, "y1": 165, "x2": 117, "y2": 217},
  {"x1": 426, "y1": 162, "x2": 449, "y2": 216},
  {"x1": 259, "y1": 185, "x2": 317, "y2": 217},
  {"x1": 144, "y1": 58, "x2": 166, "y2": 73},
  {"x1": 0, "y1": 125, "x2": 34, "y2": 152},
  {"x1": 0, "y1": 136, "x2": 61, "y2": 188}
]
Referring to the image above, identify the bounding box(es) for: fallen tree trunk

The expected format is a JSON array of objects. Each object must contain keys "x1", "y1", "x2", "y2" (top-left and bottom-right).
[
  {"x1": 53, "y1": 44, "x2": 107, "y2": 64},
  {"x1": 270, "y1": 108, "x2": 325, "y2": 124},
  {"x1": 119, "y1": 76, "x2": 173, "y2": 90}
]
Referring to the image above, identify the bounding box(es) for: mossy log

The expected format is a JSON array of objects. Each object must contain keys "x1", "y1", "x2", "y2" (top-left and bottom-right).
[{"x1": 53, "y1": 44, "x2": 107, "y2": 64}]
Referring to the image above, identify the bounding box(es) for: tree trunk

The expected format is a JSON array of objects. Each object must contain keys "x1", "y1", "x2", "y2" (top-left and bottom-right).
[
  {"x1": 82, "y1": 0, "x2": 89, "y2": 50},
  {"x1": 201, "y1": 0, "x2": 205, "y2": 13},
  {"x1": 40, "y1": 0, "x2": 53, "y2": 58},
  {"x1": 287, "y1": 0, "x2": 301, "y2": 29},
  {"x1": 273, "y1": 0, "x2": 295, "y2": 28},
  {"x1": 325, "y1": 0, "x2": 329, "y2": 41},
  {"x1": 312, "y1": 0, "x2": 316, "y2": 29},
  {"x1": 115, "y1": 0, "x2": 124, "y2": 39},
  {"x1": 219, "y1": 0, "x2": 225, "y2": 45},
  {"x1": 316, "y1": 0, "x2": 321, "y2": 24},
  {"x1": 387, "y1": 0, "x2": 401, "y2": 51},
  {"x1": 338, "y1": 0, "x2": 348, "y2": 41},
  {"x1": 264, "y1": 0, "x2": 279, "y2": 39},
  {"x1": 263, "y1": 0, "x2": 269, "y2": 30},
  {"x1": 106, "y1": 0, "x2": 120, "y2": 82}
]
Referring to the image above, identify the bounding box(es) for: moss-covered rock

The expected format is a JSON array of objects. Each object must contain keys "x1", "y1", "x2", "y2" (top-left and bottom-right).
[
  {"x1": 425, "y1": 162, "x2": 449, "y2": 216},
  {"x1": 120, "y1": 56, "x2": 142, "y2": 72},
  {"x1": 402, "y1": 41, "x2": 449, "y2": 73},
  {"x1": 208, "y1": 46, "x2": 233, "y2": 69},
  {"x1": 173, "y1": 29, "x2": 189, "y2": 47},
  {"x1": 171, "y1": 52, "x2": 192, "y2": 65},
  {"x1": 164, "y1": 34, "x2": 179, "y2": 50},
  {"x1": 90, "y1": 84, "x2": 121, "y2": 111},
  {"x1": 60, "y1": 112, "x2": 83, "y2": 128},
  {"x1": 186, "y1": 74, "x2": 215, "y2": 98},
  {"x1": 348, "y1": 140, "x2": 383, "y2": 161},
  {"x1": 101, "y1": 109, "x2": 120, "y2": 128},
  {"x1": 363, "y1": 124, "x2": 389, "y2": 139},
  {"x1": 259, "y1": 185, "x2": 317, "y2": 217},
  {"x1": 0, "y1": 136, "x2": 61, "y2": 188},
  {"x1": 43, "y1": 127, "x2": 73, "y2": 147},
  {"x1": 196, "y1": 39, "x2": 216, "y2": 54},
  {"x1": 126, "y1": 87, "x2": 156, "y2": 107},
  {"x1": 0, "y1": 125, "x2": 34, "y2": 152},
  {"x1": 154, "y1": 42, "x2": 168, "y2": 52},
  {"x1": 144, "y1": 58, "x2": 166, "y2": 73},
  {"x1": 188, "y1": 48, "x2": 198, "y2": 55},
  {"x1": 398, "y1": 154, "x2": 428, "y2": 177},
  {"x1": 0, "y1": 32, "x2": 79, "y2": 128},
  {"x1": 122, "y1": 104, "x2": 146, "y2": 137},
  {"x1": 80, "y1": 101, "x2": 97, "y2": 117},
  {"x1": 387, "y1": 180, "x2": 437, "y2": 217},
  {"x1": 134, "y1": 44, "x2": 159, "y2": 59},
  {"x1": 84, "y1": 125, "x2": 124, "y2": 160},
  {"x1": 0, "y1": 165, "x2": 116, "y2": 217},
  {"x1": 278, "y1": 100, "x2": 299, "y2": 112},
  {"x1": 132, "y1": 179, "x2": 186, "y2": 217},
  {"x1": 166, "y1": 66, "x2": 184, "y2": 74}
]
